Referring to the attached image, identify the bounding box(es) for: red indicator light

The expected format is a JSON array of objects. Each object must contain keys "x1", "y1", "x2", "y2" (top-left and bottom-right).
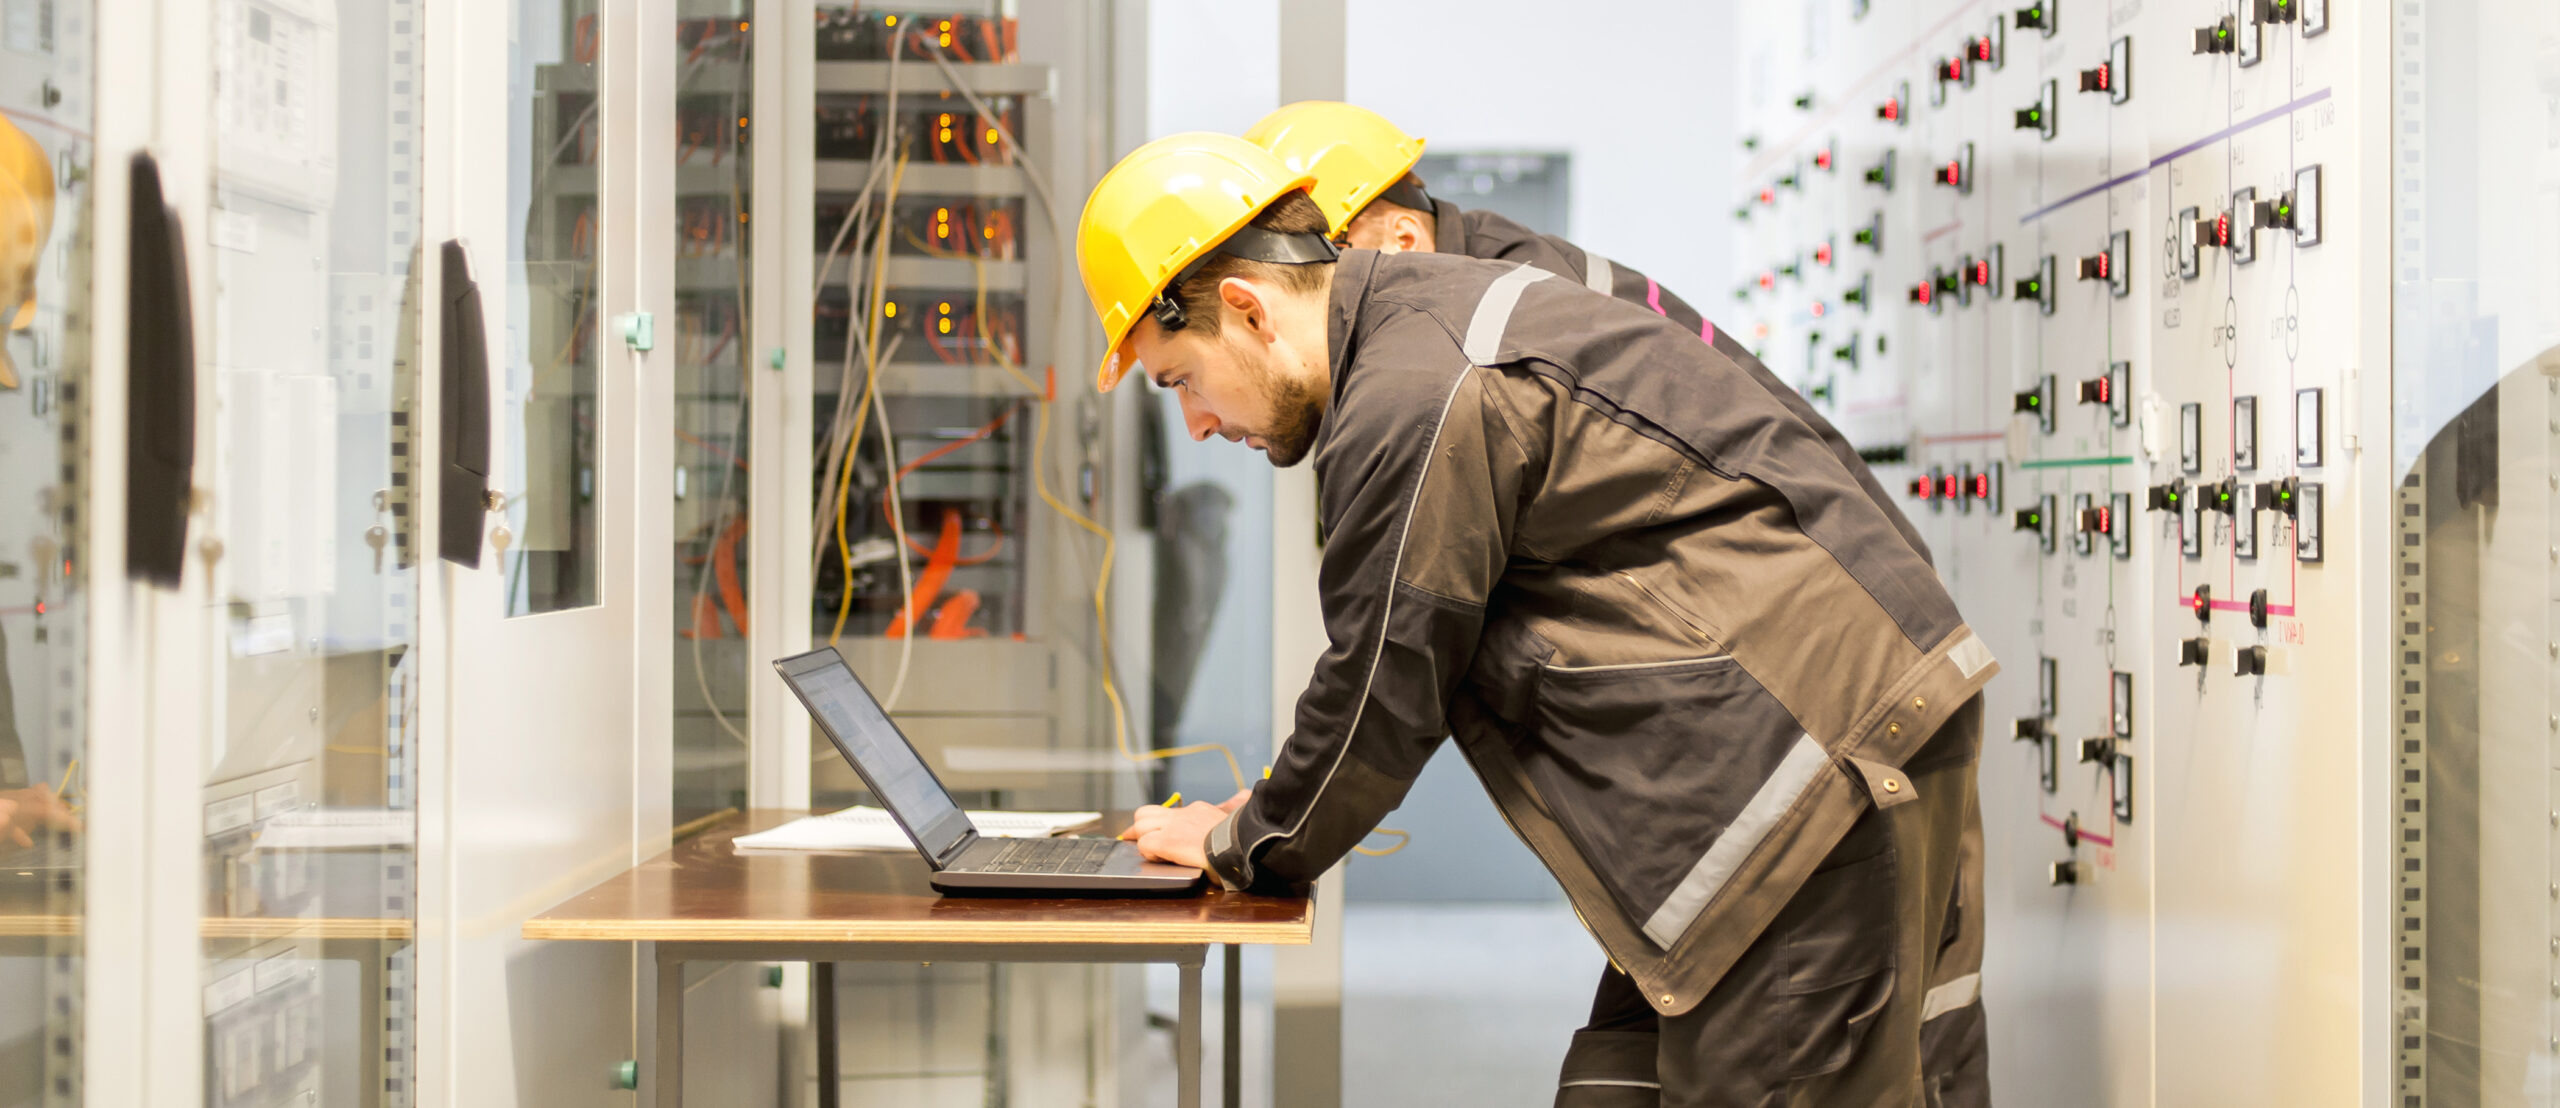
[
  {"x1": 1759, "y1": 189, "x2": 1776, "y2": 206},
  {"x1": 1880, "y1": 99, "x2": 1901, "y2": 121},
  {"x1": 1940, "y1": 56, "x2": 1964, "y2": 81},
  {"x1": 2096, "y1": 63, "x2": 2111, "y2": 90},
  {"x1": 1974, "y1": 36, "x2": 1994, "y2": 60},
  {"x1": 2098, "y1": 376, "x2": 2111, "y2": 402},
  {"x1": 1973, "y1": 474, "x2": 1991, "y2": 498},
  {"x1": 2215, "y1": 212, "x2": 2232, "y2": 246},
  {"x1": 1760, "y1": 271, "x2": 1777, "y2": 290},
  {"x1": 1972, "y1": 260, "x2": 1991, "y2": 286},
  {"x1": 1913, "y1": 478, "x2": 1933, "y2": 499},
  {"x1": 1911, "y1": 282, "x2": 1933, "y2": 305},
  {"x1": 32, "y1": 601, "x2": 43, "y2": 616},
  {"x1": 2098, "y1": 507, "x2": 2113, "y2": 533},
  {"x1": 1811, "y1": 300, "x2": 1828, "y2": 317},
  {"x1": 2096, "y1": 251, "x2": 2110, "y2": 278},
  {"x1": 1815, "y1": 149, "x2": 1834, "y2": 170},
  {"x1": 1943, "y1": 161, "x2": 1962, "y2": 185},
  {"x1": 1815, "y1": 243, "x2": 1834, "y2": 266},
  {"x1": 1942, "y1": 475, "x2": 1962, "y2": 500}
]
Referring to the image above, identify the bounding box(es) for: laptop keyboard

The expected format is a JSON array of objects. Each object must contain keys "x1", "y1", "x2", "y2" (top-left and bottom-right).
[{"x1": 969, "y1": 836, "x2": 1116, "y2": 875}]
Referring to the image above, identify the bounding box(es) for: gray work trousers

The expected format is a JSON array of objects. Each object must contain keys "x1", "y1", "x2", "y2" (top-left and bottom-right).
[{"x1": 1554, "y1": 697, "x2": 1990, "y2": 1108}]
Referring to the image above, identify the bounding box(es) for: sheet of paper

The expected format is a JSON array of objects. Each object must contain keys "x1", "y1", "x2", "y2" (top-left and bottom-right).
[{"x1": 730, "y1": 806, "x2": 1101, "y2": 852}]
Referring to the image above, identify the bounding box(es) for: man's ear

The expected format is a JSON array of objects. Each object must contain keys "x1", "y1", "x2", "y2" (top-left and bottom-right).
[
  {"x1": 1218, "y1": 275, "x2": 1278, "y2": 341},
  {"x1": 1393, "y1": 210, "x2": 1430, "y2": 253}
]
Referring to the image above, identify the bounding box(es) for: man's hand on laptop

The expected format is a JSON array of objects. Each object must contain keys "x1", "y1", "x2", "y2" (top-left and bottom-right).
[{"x1": 1120, "y1": 789, "x2": 1250, "y2": 870}]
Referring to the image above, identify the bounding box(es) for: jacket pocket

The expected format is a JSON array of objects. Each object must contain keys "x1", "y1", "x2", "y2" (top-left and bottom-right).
[{"x1": 1520, "y1": 653, "x2": 1814, "y2": 934}]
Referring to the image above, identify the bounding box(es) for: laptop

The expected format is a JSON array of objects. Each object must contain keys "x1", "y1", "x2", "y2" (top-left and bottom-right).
[{"x1": 774, "y1": 647, "x2": 1203, "y2": 896}]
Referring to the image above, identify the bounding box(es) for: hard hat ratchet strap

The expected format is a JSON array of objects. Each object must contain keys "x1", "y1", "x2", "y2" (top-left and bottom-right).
[{"x1": 1146, "y1": 226, "x2": 1339, "y2": 333}]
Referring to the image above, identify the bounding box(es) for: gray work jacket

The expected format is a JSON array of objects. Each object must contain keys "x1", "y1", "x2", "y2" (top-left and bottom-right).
[
  {"x1": 1204, "y1": 250, "x2": 1996, "y2": 1017},
  {"x1": 1428, "y1": 199, "x2": 1932, "y2": 565}
]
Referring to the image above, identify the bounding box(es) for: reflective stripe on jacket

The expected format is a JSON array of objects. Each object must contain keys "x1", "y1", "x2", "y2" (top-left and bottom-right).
[
  {"x1": 1203, "y1": 250, "x2": 1996, "y2": 1018},
  {"x1": 1428, "y1": 200, "x2": 1932, "y2": 566}
]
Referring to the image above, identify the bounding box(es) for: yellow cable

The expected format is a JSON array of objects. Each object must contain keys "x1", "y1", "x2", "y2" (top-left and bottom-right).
[{"x1": 830, "y1": 155, "x2": 908, "y2": 645}]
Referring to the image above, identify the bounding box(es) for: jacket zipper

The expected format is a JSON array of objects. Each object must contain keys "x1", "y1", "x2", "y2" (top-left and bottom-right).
[
  {"x1": 1619, "y1": 572, "x2": 1722, "y2": 651},
  {"x1": 1544, "y1": 655, "x2": 1734, "y2": 674}
]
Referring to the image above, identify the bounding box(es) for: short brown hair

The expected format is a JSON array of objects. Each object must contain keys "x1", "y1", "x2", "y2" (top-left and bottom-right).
[{"x1": 1166, "y1": 190, "x2": 1332, "y2": 341}]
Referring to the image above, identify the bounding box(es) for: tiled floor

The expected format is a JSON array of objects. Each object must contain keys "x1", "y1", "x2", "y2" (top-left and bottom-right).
[{"x1": 1142, "y1": 900, "x2": 1601, "y2": 1108}]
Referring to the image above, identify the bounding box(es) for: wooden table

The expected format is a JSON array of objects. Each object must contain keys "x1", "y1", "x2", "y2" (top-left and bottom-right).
[{"x1": 524, "y1": 809, "x2": 1314, "y2": 1108}]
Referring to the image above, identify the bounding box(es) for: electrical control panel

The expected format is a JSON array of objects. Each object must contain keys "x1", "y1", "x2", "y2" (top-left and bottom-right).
[{"x1": 1729, "y1": 0, "x2": 2380, "y2": 1101}]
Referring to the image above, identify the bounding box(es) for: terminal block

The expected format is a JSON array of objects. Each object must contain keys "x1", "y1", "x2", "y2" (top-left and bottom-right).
[
  {"x1": 2231, "y1": 188, "x2": 2262, "y2": 265},
  {"x1": 2234, "y1": 396, "x2": 2259, "y2": 469},
  {"x1": 1965, "y1": 246, "x2": 2003, "y2": 303},
  {"x1": 2015, "y1": 254, "x2": 2058, "y2": 315},
  {"x1": 2194, "y1": 15, "x2": 2239, "y2": 54},
  {"x1": 2013, "y1": 79, "x2": 2058, "y2": 141},
  {"x1": 2250, "y1": 166, "x2": 2323, "y2": 247},
  {"x1": 2014, "y1": 374, "x2": 2056, "y2": 434},
  {"x1": 2146, "y1": 477, "x2": 2187, "y2": 513},
  {"x1": 2051, "y1": 859, "x2": 2080, "y2": 887},
  {"x1": 1876, "y1": 81, "x2": 1910, "y2": 126},
  {"x1": 2204, "y1": 476, "x2": 2242, "y2": 515},
  {"x1": 2014, "y1": 1, "x2": 2055, "y2": 37},
  {"x1": 1972, "y1": 461, "x2": 2005, "y2": 512},
  {"x1": 2078, "y1": 37, "x2": 2132, "y2": 104},
  {"x1": 2179, "y1": 637, "x2": 2210, "y2": 667},
  {"x1": 1933, "y1": 143, "x2": 1975, "y2": 195},
  {"x1": 2015, "y1": 493, "x2": 2058, "y2": 552},
  {"x1": 1843, "y1": 272, "x2": 1873, "y2": 311},
  {"x1": 2074, "y1": 361, "x2": 2131, "y2": 426},
  {"x1": 2235, "y1": 645, "x2": 2269, "y2": 677},
  {"x1": 2076, "y1": 230, "x2": 2131, "y2": 297},
  {"x1": 1970, "y1": 22, "x2": 2004, "y2": 71},
  {"x1": 2070, "y1": 492, "x2": 2098, "y2": 556},
  {"x1": 2111, "y1": 492, "x2": 2133, "y2": 558},
  {"x1": 2295, "y1": 482, "x2": 2324, "y2": 561}
]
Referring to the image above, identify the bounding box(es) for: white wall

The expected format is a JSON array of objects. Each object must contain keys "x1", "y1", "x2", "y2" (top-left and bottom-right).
[{"x1": 1345, "y1": 0, "x2": 1737, "y2": 306}]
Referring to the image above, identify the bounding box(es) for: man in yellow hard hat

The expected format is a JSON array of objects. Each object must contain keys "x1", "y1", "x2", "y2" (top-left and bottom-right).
[
  {"x1": 1099, "y1": 133, "x2": 1992, "y2": 1108},
  {"x1": 1243, "y1": 100, "x2": 1928, "y2": 567},
  {"x1": 0, "y1": 115, "x2": 58, "y2": 391}
]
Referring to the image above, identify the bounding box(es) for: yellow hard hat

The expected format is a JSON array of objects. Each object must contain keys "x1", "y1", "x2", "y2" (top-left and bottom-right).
[
  {"x1": 1243, "y1": 101, "x2": 1428, "y2": 236},
  {"x1": 0, "y1": 115, "x2": 57, "y2": 391},
  {"x1": 1076, "y1": 131, "x2": 1321, "y2": 392}
]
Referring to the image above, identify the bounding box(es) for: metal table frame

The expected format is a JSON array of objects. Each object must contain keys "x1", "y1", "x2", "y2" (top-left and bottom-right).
[{"x1": 649, "y1": 939, "x2": 1246, "y2": 1108}]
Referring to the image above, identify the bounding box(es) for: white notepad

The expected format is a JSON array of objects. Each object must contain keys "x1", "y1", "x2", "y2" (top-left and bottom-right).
[{"x1": 730, "y1": 806, "x2": 1101, "y2": 852}]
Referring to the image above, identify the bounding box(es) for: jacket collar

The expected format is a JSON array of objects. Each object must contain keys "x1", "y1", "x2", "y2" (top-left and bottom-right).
[
  {"x1": 1324, "y1": 249, "x2": 1381, "y2": 411},
  {"x1": 1429, "y1": 198, "x2": 1470, "y2": 257}
]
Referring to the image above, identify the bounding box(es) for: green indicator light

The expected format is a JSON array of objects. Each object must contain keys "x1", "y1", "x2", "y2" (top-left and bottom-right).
[
  {"x1": 2218, "y1": 26, "x2": 2229, "y2": 38},
  {"x1": 2029, "y1": 397, "x2": 2041, "y2": 407},
  {"x1": 2032, "y1": 7, "x2": 2042, "y2": 16}
]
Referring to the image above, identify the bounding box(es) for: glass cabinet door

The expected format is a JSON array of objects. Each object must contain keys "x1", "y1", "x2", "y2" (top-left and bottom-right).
[
  {"x1": 198, "y1": 1, "x2": 424, "y2": 1103},
  {"x1": 671, "y1": 0, "x2": 751, "y2": 832},
  {"x1": 0, "y1": 1, "x2": 94, "y2": 1104}
]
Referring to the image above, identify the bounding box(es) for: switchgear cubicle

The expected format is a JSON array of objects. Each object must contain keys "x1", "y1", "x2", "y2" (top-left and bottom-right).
[{"x1": 1724, "y1": 0, "x2": 2560, "y2": 1101}]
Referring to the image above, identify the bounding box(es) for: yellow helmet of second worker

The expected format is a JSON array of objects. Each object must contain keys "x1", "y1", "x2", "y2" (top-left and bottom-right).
[
  {"x1": 1242, "y1": 101, "x2": 1426, "y2": 236},
  {"x1": 1077, "y1": 131, "x2": 1318, "y2": 392},
  {"x1": 0, "y1": 115, "x2": 59, "y2": 391}
]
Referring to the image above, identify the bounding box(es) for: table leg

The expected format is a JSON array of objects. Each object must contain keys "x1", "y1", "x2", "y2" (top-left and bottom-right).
[
  {"x1": 814, "y1": 962, "x2": 839, "y2": 1108},
  {"x1": 656, "y1": 948, "x2": 685, "y2": 1108},
  {"x1": 1223, "y1": 944, "x2": 1241, "y2": 1108},
  {"x1": 1179, "y1": 957, "x2": 1203, "y2": 1108}
]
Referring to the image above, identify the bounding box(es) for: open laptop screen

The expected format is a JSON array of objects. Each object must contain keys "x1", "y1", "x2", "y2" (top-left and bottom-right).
[{"x1": 774, "y1": 648, "x2": 973, "y2": 863}]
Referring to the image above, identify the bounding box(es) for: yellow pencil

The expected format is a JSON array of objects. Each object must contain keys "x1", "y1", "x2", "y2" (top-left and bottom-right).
[{"x1": 1160, "y1": 792, "x2": 1183, "y2": 808}]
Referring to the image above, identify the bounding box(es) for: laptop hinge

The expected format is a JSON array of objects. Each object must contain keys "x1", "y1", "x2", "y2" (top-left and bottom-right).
[{"x1": 935, "y1": 829, "x2": 980, "y2": 870}]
